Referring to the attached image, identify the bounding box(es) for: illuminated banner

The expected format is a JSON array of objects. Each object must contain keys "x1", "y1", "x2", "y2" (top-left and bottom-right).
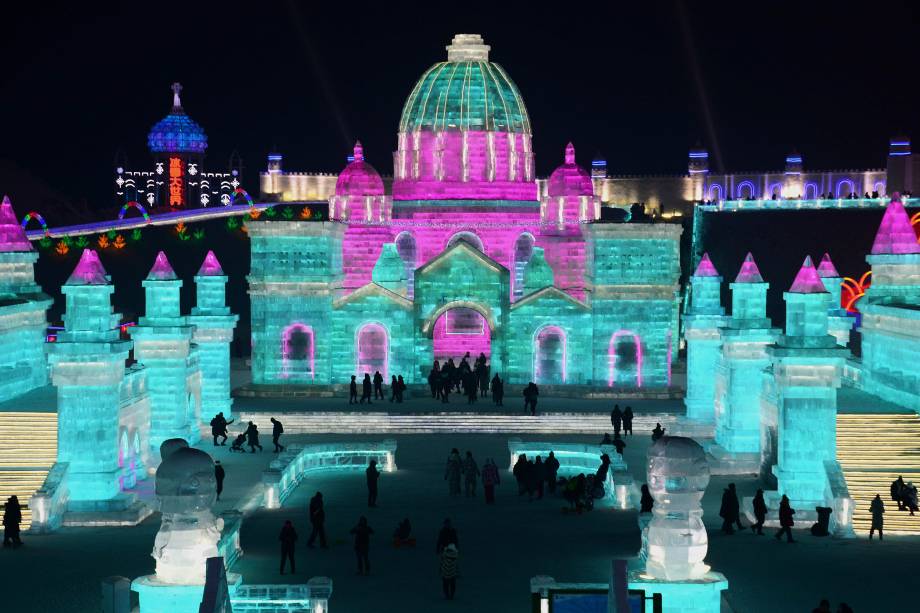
[{"x1": 169, "y1": 156, "x2": 184, "y2": 206}]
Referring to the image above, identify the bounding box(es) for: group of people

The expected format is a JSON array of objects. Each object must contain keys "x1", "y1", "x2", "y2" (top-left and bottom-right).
[
  {"x1": 719, "y1": 485, "x2": 796, "y2": 542},
  {"x1": 890, "y1": 475, "x2": 918, "y2": 515},
  {"x1": 609, "y1": 404, "x2": 635, "y2": 436},
  {"x1": 211, "y1": 413, "x2": 286, "y2": 454},
  {"x1": 443, "y1": 449, "x2": 502, "y2": 503},
  {"x1": 428, "y1": 353, "x2": 505, "y2": 407},
  {"x1": 351, "y1": 372, "x2": 407, "y2": 405}
]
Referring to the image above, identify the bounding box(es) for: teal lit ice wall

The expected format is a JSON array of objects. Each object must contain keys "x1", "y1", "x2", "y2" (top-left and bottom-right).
[{"x1": 683, "y1": 254, "x2": 726, "y2": 422}]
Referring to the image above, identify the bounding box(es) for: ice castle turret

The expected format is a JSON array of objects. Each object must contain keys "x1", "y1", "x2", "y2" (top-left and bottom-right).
[
  {"x1": 131, "y1": 251, "x2": 202, "y2": 449},
  {"x1": 189, "y1": 251, "x2": 238, "y2": 420},
  {"x1": 769, "y1": 256, "x2": 847, "y2": 508},
  {"x1": 816, "y1": 253, "x2": 855, "y2": 346},
  {"x1": 713, "y1": 253, "x2": 777, "y2": 454},
  {"x1": 683, "y1": 253, "x2": 726, "y2": 422}
]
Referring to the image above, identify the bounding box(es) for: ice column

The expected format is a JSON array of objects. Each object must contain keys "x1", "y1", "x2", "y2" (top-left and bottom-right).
[{"x1": 683, "y1": 253, "x2": 725, "y2": 422}]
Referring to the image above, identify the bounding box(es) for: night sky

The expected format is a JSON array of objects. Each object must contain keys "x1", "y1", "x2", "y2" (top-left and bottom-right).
[{"x1": 1, "y1": 1, "x2": 917, "y2": 210}]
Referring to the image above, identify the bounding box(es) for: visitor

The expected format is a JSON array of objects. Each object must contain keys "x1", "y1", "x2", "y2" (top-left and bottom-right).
[
  {"x1": 215, "y1": 461, "x2": 225, "y2": 501},
  {"x1": 389, "y1": 375, "x2": 398, "y2": 403},
  {"x1": 279, "y1": 519, "x2": 298, "y2": 575},
  {"x1": 440, "y1": 367, "x2": 451, "y2": 403},
  {"x1": 775, "y1": 494, "x2": 796, "y2": 543},
  {"x1": 864, "y1": 191, "x2": 871, "y2": 199},
  {"x1": 349, "y1": 375, "x2": 358, "y2": 405},
  {"x1": 366, "y1": 459, "x2": 381, "y2": 508},
  {"x1": 523, "y1": 381, "x2": 539, "y2": 416},
  {"x1": 230, "y1": 432, "x2": 246, "y2": 453},
  {"x1": 903, "y1": 481, "x2": 918, "y2": 515},
  {"x1": 610, "y1": 404, "x2": 623, "y2": 436},
  {"x1": 651, "y1": 423, "x2": 665, "y2": 442},
  {"x1": 439, "y1": 543, "x2": 460, "y2": 600},
  {"x1": 373, "y1": 370, "x2": 384, "y2": 400},
  {"x1": 595, "y1": 453, "x2": 612, "y2": 485},
  {"x1": 360, "y1": 373, "x2": 373, "y2": 404},
  {"x1": 813, "y1": 599, "x2": 831, "y2": 613},
  {"x1": 719, "y1": 483, "x2": 743, "y2": 534},
  {"x1": 307, "y1": 491, "x2": 327, "y2": 549},
  {"x1": 481, "y1": 458, "x2": 500, "y2": 504},
  {"x1": 396, "y1": 375, "x2": 406, "y2": 403},
  {"x1": 445, "y1": 448, "x2": 462, "y2": 496},
  {"x1": 524, "y1": 456, "x2": 539, "y2": 501},
  {"x1": 491, "y1": 374, "x2": 504, "y2": 406},
  {"x1": 612, "y1": 432, "x2": 626, "y2": 456},
  {"x1": 478, "y1": 356, "x2": 489, "y2": 398},
  {"x1": 446, "y1": 358, "x2": 459, "y2": 393},
  {"x1": 751, "y1": 488, "x2": 767, "y2": 535},
  {"x1": 890, "y1": 475, "x2": 905, "y2": 510},
  {"x1": 534, "y1": 456, "x2": 546, "y2": 500},
  {"x1": 464, "y1": 371, "x2": 478, "y2": 404},
  {"x1": 872, "y1": 190, "x2": 879, "y2": 199},
  {"x1": 462, "y1": 451, "x2": 479, "y2": 497},
  {"x1": 429, "y1": 363, "x2": 440, "y2": 399},
  {"x1": 210, "y1": 412, "x2": 233, "y2": 446},
  {"x1": 640, "y1": 484, "x2": 654, "y2": 513},
  {"x1": 435, "y1": 518, "x2": 459, "y2": 554},
  {"x1": 350, "y1": 516, "x2": 373, "y2": 575},
  {"x1": 601, "y1": 432, "x2": 612, "y2": 445},
  {"x1": 870, "y1": 493, "x2": 884, "y2": 540},
  {"x1": 623, "y1": 406, "x2": 634, "y2": 435},
  {"x1": 393, "y1": 518, "x2": 412, "y2": 543},
  {"x1": 545, "y1": 451, "x2": 560, "y2": 494},
  {"x1": 513, "y1": 454, "x2": 527, "y2": 495},
  {"x1": 3, "y1": 495, "x2": 23, "y2": 548},
  {"x1": 245, "y1": 421, "x2": 263, "y2": 453},
  {"x1": 270, "y1": 417, "x2": 285, "y2": 453}
]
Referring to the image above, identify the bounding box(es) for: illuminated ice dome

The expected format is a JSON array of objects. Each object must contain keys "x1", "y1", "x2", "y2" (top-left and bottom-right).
[
  {"x1": 334, "y1": 142, "x2": 385, "y2": 196},
  {"x1": 147, "y1": 83, "x2": 208, "y2": 154},
  {"x1": 547, "y1": 143, "x2": 594, "y2": 197}
]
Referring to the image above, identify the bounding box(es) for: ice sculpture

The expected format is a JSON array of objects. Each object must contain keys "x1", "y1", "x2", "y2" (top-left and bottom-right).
[{"x1": 645, "y1": 436, "x2": 710, "y2": 581}]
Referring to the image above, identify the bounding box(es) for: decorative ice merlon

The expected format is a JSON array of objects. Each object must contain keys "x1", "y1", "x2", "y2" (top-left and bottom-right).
[
  {"x1": 870, "y1": 193, "x2": 920, "y2": 255},
  {"x1": 197, "y1": 250, "x2": 224, "y2": 276},
  {"x1": 788, "y1": 256, "x2": 828, "y2": 294},
  {"x1": 816, "y1": 253, "x2": 840, "y2": 278},
  {"x1": 147, "y1": 251, "x2": 177, "y2": 280},
  {"x1": 66, "y1": 249, "x2": 109, "y2": 285},
  {"x1": 0, "y1": 196, "x2": 34, "y2": 252},
  {"x1": 734, "y1": 252, "x2": 764, "y2": 283},
  {"x1": 446, "y1": 33, "x2": 491, "y2": 62},
  {"x1": 693, "y1": 252, "x2": 720, "y2": 277}
]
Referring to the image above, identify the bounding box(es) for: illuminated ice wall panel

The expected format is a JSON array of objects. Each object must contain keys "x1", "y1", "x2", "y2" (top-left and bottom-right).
[
  {"x1": 341, "y1": 225, "x2": 394, "y2": 291},
  {"x1": 683, "y1": 254, "x2": 726, "y2": 422}
]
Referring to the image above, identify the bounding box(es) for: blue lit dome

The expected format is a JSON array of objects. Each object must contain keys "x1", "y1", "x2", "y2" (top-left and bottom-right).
[{"x1": 147, "y1": 83, "x2": 208, "y2": 154}]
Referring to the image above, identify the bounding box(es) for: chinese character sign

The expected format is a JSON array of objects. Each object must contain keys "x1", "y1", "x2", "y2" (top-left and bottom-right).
[{"x1": 169, "y1": 156, "x2": 184, "y2": 206}]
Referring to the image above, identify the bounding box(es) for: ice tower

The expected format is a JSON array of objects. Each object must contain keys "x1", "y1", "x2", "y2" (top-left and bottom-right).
[
  {"x1": 816, "y1": 253, "x2": 855, "y2": 346},
  {"x1": 683, "y1": 253, "x2": 726, "y2": 422},
  {"x1": 131, "y1": 252, "x2": 202, "y2": 449},
  {"x1": 189, "y1": 251, "x2": 238, "y2": 420}
]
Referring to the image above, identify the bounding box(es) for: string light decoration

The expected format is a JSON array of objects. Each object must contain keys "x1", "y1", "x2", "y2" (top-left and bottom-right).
[
  {"x1": 20, "y1": 211, "x2": 50, "y2": 237},
  {"x1": 229, "y1": 188, "x2": 254, "y2": 209},
  {"x1": 841, "y1": 271, "x2": 872, "y2": 313},
  {"x1": 117, "y1": 201, "x2": 151, "y2": 223}
]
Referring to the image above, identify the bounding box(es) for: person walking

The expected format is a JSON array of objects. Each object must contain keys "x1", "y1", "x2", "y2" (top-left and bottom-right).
[
  {"x1": 245, "y1": 421, "x2": 263, "y2": 453},
  {"x1": 436, "y1": 518, "x2": 459, "y2": 554},
  {"x1": 279, "y1": 520, "x2": 298, "y2": 575},
  {"x1": 389, "y1": 375, "x2": 398, "y2": 402},
  {"x1": 396, "y1": 375, "x2": 406, "y2": 403},
  {"x1": 445, "y1": 448, "x2": 462, "y2": 496},
  {"x1": 481, "y1": 458, "x2": 500, "y2": 504},
  {"x1": 439, "y1": 543, "x2": 460, "y2": 600},
  {"x1": 622, "y1": 406, "x2": 634, "y2": 436},
  {"x1": 891, "y1": 475, "x2": 905, "y2": 510},
  {"x1": 751, "y1": 488, "x2": 767, "y2": 535},
  {"x1": 610, "y1": 404, "x2": 623, "y2": 437},
  {"x1": 513, "y1": 454, "x2": 527, "y2": 495},
  {"x1": 350, "y1": 516, "x2": 373, "y2": 575},
  {"x1": 462, "y1": 451, "x2": 479, "y2": 497},
  {"x1": 440, "y1": 368, "x2": 451, "y2": 403},
  {"x1": 719, "y1": 483, "x2": 744, "y2": 534},
  {"x1": 2, "y1": 495, "x2": 23, "y2": 548},
  {"x1": 869, "y1": 493, "x2": 885, "y2": 541},
  {"x1": 360, "y1": 373, "x2": 373, "y2": 404},
  {"x1": 349, "y1": 375, "x2": 358, "y2": 404},
  {"x1": 307, "y1": 492, "x2": 327, "y2": 549},
  {"x1": 775, "y1": 494, "x2": 796, "y2": 543},
  {"x1": 373, "y1": 370, "x2": 384, "y2": 400},
  {"x1": 214, "y1": 461, "x2": 225, "y2": 501},
  {"x1": 210, "y1": 412, "x2": 233, "y2": 446},
  {"x1": 545, "y1": 451, "x2": 560, "y2": 495},
  {"x1": 491, "y1": 374, "x2": 503, "y2": 406},
  {"x1": 270, "y1": 417, "x2": 285, "y2": 453},
  {"x1": 366, "y1": 459, "x2": 381, "y2": 507},
  {"x1": 523, "y1": 382, "x2": 539, "y2": 416},
  {"x1": 429, "y1": 365, "x2": 440, "y2": 399}
]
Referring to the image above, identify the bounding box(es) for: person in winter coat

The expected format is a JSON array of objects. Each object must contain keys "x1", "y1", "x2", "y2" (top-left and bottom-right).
[
  {"x1": 751, "y1": 488, "x2": 767, "y2": 535},
  {"x1": 439, "y1": 543, "x2": 460, "y2": 600},
  {"x1": 366, "y1": 460, "x2": 381, "y2": 507},
  {"x1": 491, "y1": 374, "x2": 504, "y2": 406},
  {"x1": 775, "y1": 494, "x2": 795, "y2": 543},
  {"x1": 307, "y1": 491, "x2": 327, "y2": 548},
  {"x1": 396, "y1": 375, "x2": 406, "y2": 403},
  {"x1": 523, "y1": 382, "x2": 539, "y2": 415},
  {"x1": 610, "y1": 404, "x2": 623, "y2": 436},
  {"x1": 373, "y1": 371, "x2": 384, "y2": 400},
  {"x1": 891, "y1": 475, "x2": 905, "y2": 510},
  {"x1": 612, "y1": 433, "x2": 626, "y2": 456},
  {"x1": 436, "y1": 518, "x2": 459, "y2": 554},
  {"x1": 440, "y1": 368, "x2": 451, "y2": 403},
  {"x1": 360, "y1": 373, "x2": 373, "y2": 404},
  {"x1": 349, "y1": 375, "x2": 358, "y2": 404},
  {"x1": 481, "y1": 458, "x2": 500, "y2": 504},
  {"x1": 544, "y1": 451, "x2": 560, "y2": 494},
  {"x1": 270, "y1": 417, "x2": 285, "y2": 453},
  {"x1": 461, "y1": 451, "x2": 480, "y2": 497},
  {"x1": 245, "y1": 422, "x2": 263, "y2": 453},
  {"x1": 524, "y1": 458, "x2": 540, "y2": 501},
  {"x1": 533, "y1": 457, "x2": 545, "y2": 499},
  {"x1": 595, "y1": 454, "x2": 612, "y2": 485},
  {"x1": 3, "y1": 495, "x2": 23, "y2": 548},
  {"x1": 640, "y1": 484, "x2": 654, "y2": 513},
  {"x1": 350, "y1": 516, "x2": 374, "y2": 575},
  {"x1": 719, "y1": 483, "x2": 743, "y2": 534},
  {"x1": 214, "y1": 461, "x2": 225, "y2": 501},
  {"x1": 870, "y1": 493, "x2": 885, "y2": 540},
  {"x1": 279, "y1": 520, "x2": 298, "y2": 574},
  {"x1": 445, "y1": 449, "x2": 462, "y2": 496},
  {"x1": 210, "y1": 412, "x2": 233, "y2": 446},
  {"x1": 513, "y1": 454, "x2": 527, "y2": 495},
  {"x1": 622, "y1": 406, "x2": 634, "y2": 435},
  {"x1": 389, "y1": 375, "x2": 399, "y2": 403},
  {"x1": 429, "y1": 365, "x2": 440, "y2": 399}
]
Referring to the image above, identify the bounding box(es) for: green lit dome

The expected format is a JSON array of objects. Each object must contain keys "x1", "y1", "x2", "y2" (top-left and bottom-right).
[{"x1": 398, "y1": 34, "x2": 531, "y2": 134}]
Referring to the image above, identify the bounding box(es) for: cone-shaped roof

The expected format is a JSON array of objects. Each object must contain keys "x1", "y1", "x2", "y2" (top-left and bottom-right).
[
  {"x1": 789, "y1": 256, "x2": 829, "y2": 293},
  {"x1": 147, "y1": 251, "x2": 177, "y2": 280},
  {"x1": 197, "y1": 250, "x2": 224, "y2": 276},
  {"x1": 816, "y1": 253, "x2": 840, "y2": 278},
  {"x1": 693, "y1": 252, "x2": 720, "y2": 277},
  {"x1": 0, "y1": 196, "x2": 34, "y2": 252},
  {"x1": 871, "y1": 193, "x2": 920, "y2": 255},
  {"x1": 734, "y1": 252, "x2": 764, "y2": 283},
  {"x1": 66, "y1": 249, "x2": 108, "y2": 285},
  {"x1": 334, "y1": 141, "x2": 384, "y2": 197},
  {"x1": 547, "y1": 142, "x2": 594, "y2": 197}
]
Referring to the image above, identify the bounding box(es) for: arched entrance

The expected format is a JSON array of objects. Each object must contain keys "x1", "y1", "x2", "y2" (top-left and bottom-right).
[
  {"x1": 432, "y1": 307, "x2": 491, "y2": 364},
  {"x1": 282, "y1": 323, "x2": 315, "y2": 380},
  {"x1": 608, "y1": 330, "x2": 642, "y2": 387},
  {"x1": 534, "y1": 326, "x2": 566, "y2": 384},
  {"x1": 356, "y1": 323, "x2": 388, "y2": 379}
]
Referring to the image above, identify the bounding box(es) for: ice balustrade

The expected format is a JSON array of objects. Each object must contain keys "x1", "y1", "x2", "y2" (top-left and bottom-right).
[
  {"x1": 230, "y1": 578, "x2": 332, "y2": 613},
  {"x1": 261, "y1": 440, "x2": 397, "y2": 509},
  {"x1": 28, "y1": 462, "x2": 69, "y2": 533}
]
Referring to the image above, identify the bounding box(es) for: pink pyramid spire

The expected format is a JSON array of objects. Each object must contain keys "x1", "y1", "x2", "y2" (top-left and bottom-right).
[
  {"x1": 0, "y1": 196, "x2": 34, "y2": 252},
  {"x1": 197, "y1": 250, "x2": 224, "y2": 276},
  {"x1": 871, "y1": 193, "x2": 920, "y2": 255},
  {"x1": 734, "y1": 252, "x2": 764, "y2": 283},
  {"x1": 147, "y1": 251, "x2": 177, "y2": 280},
  {"x1": 816, "y1": 253, "x2": 840, "y2": 278},
  {"x1": 564, "y1": 142, "x2": 575, "y2": 165},
  {"x1": 353, "y1": 141, "x2": 364, "y2": 162},
  {"x1": 789, "y1": 256, "x2": 829, "y2": 293},
  {"x1": 66, "y1": 249, "x2": 108, "y2": 285},
  {"x1": 693, "y1": 252, "x2": 720, "y2": 277}
]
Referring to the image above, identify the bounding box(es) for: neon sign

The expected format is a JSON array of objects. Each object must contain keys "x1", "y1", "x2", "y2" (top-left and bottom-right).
[{"x1": 168, "y1": 156, "x2": 184, "y2": 206}]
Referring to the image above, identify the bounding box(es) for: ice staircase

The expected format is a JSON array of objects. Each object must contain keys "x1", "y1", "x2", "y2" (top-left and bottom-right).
[
  {"x1": 0, "y1": 412, "x2": 57, "y2": 530},
  {"x1": 837, "y1": 413, "x2": 920, "y2": 534}
]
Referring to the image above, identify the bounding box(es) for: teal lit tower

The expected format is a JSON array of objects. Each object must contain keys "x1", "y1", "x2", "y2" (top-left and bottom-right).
[
  {"x1": 189, "y1": 251, "x2": 238, "y2": 420},
  {"x1": 46, "y1": 250, "x2": 132, "y2": 504},
  {"x1": 131, "y1": 251, "x2": 201, "y2": 449},
  {"x1": 816, "y1": 253, "x2": 855, "y2": 346},
  {"x1": 713, "y1": 253, "x2": 777, "y2": 454},
  {"x1": 683, "y1": 253, "x2": 726, "y2": 422},
  {"x1": 770, "y1": 256, "x2": 848, "y2": 508}
]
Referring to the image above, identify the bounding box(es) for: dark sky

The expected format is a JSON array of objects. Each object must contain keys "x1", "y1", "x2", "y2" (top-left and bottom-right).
[{"x1": 1, "y1": 1, "x2": 917, "y2": 210}]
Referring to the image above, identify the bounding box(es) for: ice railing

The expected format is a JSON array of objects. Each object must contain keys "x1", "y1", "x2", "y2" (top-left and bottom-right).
[
  {"x1": 507, "y1": 439, "x2": 638, "y2": 508},
  {"x1": 230, "y1": 578, "x2": 332, "y2": 613},
  {"x1": 28, "y1": 462, "x2": 69, "y2": 533},
  {"x1": 824, "y1": 459, "x2": 855, "y2": 538},
  {"x1": 262, "y1": 441, "x2": 397, "y2": 509}
]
